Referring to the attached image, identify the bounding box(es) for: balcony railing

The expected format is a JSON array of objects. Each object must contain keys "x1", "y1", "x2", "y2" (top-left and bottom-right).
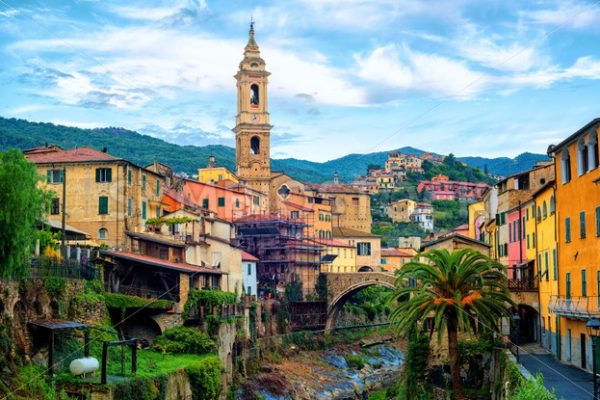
[
  {"x1": 507, "y1": 278, "x2": 538, "y2": 292},
  {"x1": 548, "y1": 296, "x2": 600, "y2": 318},
  {"x1": 28, "y1": 258, "x2": 99, "y2": 280},
  {"x1": 117, "y1": 284, "x2": 180, "y2": 303}
]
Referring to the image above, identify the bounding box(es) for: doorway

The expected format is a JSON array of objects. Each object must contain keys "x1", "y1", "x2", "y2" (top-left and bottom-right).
[{"x1": 581, "y1": 333, "x2": 586, "y2": 369}]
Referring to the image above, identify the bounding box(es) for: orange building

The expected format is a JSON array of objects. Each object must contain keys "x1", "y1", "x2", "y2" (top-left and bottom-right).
[
  {"x1": 380, "y1": 248, "x2": 414, "y2": 273},
  {"x1": 548, "y1": 118, "x2": 600, "y2": 371}
]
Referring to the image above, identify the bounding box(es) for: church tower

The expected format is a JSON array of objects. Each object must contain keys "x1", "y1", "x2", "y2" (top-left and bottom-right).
[{"x1": 234, "y1": 22, "x2": 272, "y2": 206}]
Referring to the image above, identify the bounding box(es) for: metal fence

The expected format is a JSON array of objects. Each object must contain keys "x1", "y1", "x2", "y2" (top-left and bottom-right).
[{"x1": 28, "y1": 258, "x2": 99, "y2": 280}]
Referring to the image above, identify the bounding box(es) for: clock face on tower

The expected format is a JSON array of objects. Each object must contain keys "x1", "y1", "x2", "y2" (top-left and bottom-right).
[{"x1": 252, "y1": 115, "x2": 258, "y2": 122}]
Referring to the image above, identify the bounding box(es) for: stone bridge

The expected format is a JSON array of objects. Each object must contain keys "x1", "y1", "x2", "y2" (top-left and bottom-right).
[{"x1": 321, "y1": 272, "x2": 397, "y2": 333}]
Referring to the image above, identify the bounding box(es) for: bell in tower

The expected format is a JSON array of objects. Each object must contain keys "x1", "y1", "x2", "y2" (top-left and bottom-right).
[{"x1": 233, "y1": 21, "x2": 272, "y2": 206}]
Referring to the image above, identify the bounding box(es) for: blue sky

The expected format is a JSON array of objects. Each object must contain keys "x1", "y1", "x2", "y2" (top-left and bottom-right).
[{"x1": 1, "y1": 0, "x2": 600, "y2": 161}]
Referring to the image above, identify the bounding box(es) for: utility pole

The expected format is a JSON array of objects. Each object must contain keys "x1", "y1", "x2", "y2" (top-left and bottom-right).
[{"x1": 61, "y1": 167, "x2": 66, "y2": 251}]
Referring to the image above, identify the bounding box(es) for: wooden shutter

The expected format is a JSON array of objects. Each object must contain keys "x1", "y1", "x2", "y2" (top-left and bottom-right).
[{"x1": 95, "y1": 168, "x2": 101, "y2": 182}]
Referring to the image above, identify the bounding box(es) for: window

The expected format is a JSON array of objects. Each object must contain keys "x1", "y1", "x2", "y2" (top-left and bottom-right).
[
  {"x1": 47, "y1": 169, "x2": 64, "y2": 184},
  {"x1": 537, "y1": 207, "x2": 542, "y2": 222},
  {"x1": 522, "y1": 216, "x2": 526, "y2": 239},
  {"x1": 235, "y1": 199, "x2": 240, "y2": 208},
  {"x1": 247, "y1": 263, "x2": 252, "y2": 276},
  {"x1": 543, "y1": 201, "x2": 547, "y2": 219},
  {"x1": 550, "y1": 196, "x2": 555, "y2": 215},
  {"x1": 253, "y1": 196, "x2": 260, "y2": 206},
  {"x1": 142, "y1": 201, "x2": 147, "y2": 220},
  {"x1": 127, "y1": 168, "x2": 132, "y2": 185},
  {"x1": 544, "y1": 252, "x2": 549, "y2": 282},
  {"x1": 598, "y1": 272, "x2": 600, "y2": 308},
  {"x1": 98, "y1": 196, "x2": 109, "y2": 214},
  {"x1": 250, "y1": 136, "x2": 260, "y2": 155},
  {"x1": 218, "y1": 197, "x2": 225, "y2": 207},
  {"x1": 357, "y1": 242, "x2": 371, "y2": 256},
  {"x1": 98, "y1": 228, "x2": 107, "y2": 240},
  {"x1": 578, "y1": 137, "x2": 589, "y2": 176},
  {"x1": 504, "y1": 243, "x2": 508, "y2": 256},
  {"x1": 580, "y1": 211, "x2": 586, "y2": 239},
  {"x1": 250, "y1": 83, "x2": 259, "y2": 105},
  {"x1": 565, "y1": 217, "x2": 571, "y2": 243},
  {"x1": 552, "y1": 249, "x2": 557, "y2": 281},
  {"x1": 596, "y1": 206, "x2": 600, "y2": 237},
  {"x1": 95, "y1": 168, "x2": 112, "y2": 183},
  {"x1": 566, "y1": 272, "x2": 571, "y2": 299},
  {"x1": 290, "y1": 211, "x2": 299, "y2": 219},
  {"x1": 202, "y1": 199, "x2": 209, "y2": 209},
  {"x1": 561, "y1": 148, "x2": 571, "y2": 184},
  {"x1": 247, "y1": 286, "x2": 252, "y2": 295},
  {"x1": 588, "y1": 131, "x2": 599, "y2": 171},
  {"x1": 582, "y1": 269, "x2": 587, "y2": 297},
  {"x1": 127, "y1": 198, "x2": 132, "y2": 217},
  {"x1": 156, "y1": 180, "x2": 160, "y2": 196},
  {"x1": 526, "y1": 208, "x2": 529, "y2": 220},
  {"x1": 50, "y1": 198, "x2": 60, "y2": 215},
  {"x1": 526, "y1": 234, "x2": 530, "y2": 249},
  {"x1": 532, "y1": 232, "x2": 536, "y2": 248},
  {"x1": 142, "y1": 174, "x2": 147, "y2": 190}
]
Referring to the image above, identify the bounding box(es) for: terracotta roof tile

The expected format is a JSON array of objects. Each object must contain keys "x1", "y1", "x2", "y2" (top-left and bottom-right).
[{"x1": 25, "y1": 146, "x2": 121, "y2": 164}]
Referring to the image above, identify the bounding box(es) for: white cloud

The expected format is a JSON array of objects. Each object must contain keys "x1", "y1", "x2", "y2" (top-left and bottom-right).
[
  {"x1": 11, "y1": 26, "x2": 365, "y2": 108},
  {"x1": 527, "y1": 1, "x2": 600, "y2": 29},
  {"x1": 5, "y1": 104, "x2": 49, "y2": 114},
  {"x1": 354, "y1": 44, "x2": 487, "y2": 99},
  {"x1": 109, "y1": 0, "x2": 208, "y2": 21}
]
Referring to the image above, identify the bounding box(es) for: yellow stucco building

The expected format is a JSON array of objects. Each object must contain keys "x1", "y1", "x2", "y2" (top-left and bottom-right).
[
  {"x1": 197, "y1": 155, "x2": 238, "y2": 184},
  {"x1": 319, "y1": 239, "x2": 357, "y2": 273},
  {"x1": 25, "y1": 145, "x2": 166, "y2": 247},
  {"x1": 533, "y1": 182, "x2": 559, "y2": 356},
  {"x1": 548, "y1": 118, "x2": 600, "y2": 370},
  {"x1": 386, "y1": 199, "x2": 416, "y2": 223}
]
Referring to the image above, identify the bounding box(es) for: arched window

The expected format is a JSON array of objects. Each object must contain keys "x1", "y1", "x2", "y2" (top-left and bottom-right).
[
  {"x1": 98, "y1": 228, "x2": 108, "y2": 240},
  {"x1": 543, "y1": 201, "x2": 548, "y2": 219},
  {"x1": 250, "y1": 136, "x2": 260, "y2": 155},
  {"x1": 550, "y1": 196, "x2": 556, "y2": 214},
  {"x1": 561, "y1": 148, "x2": 571, "y2": 184},
  {"x1": 537, "y1": 207, "x2": 542, "y2": 222},
  {"x1": 250, "y1": 84, "x2": 259, "y2": 105}
]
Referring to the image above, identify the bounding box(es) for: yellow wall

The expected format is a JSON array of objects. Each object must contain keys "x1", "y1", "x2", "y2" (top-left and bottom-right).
[
  {"x1": 467, "y1": 200, "x2": 485, "y2": 240},
  {"x1": 534, "y1": 185, "x2": 558, "y2": 352},
  {"x1": 321, "y1": 244, "x2": 357, "y2": 273},
  {"x1": 39, "y1": 161, "x2": 165, "y2": 247},
  {"x1": 386, "y1": 199, "x2": 416, "y2": 223},
  {"x1": 197, "y1": 167, "x2": 238, "y2": 184}
]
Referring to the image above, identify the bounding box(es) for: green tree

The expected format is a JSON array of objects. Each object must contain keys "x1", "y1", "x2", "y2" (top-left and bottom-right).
[
  {"x1": 389, "y1": 249, "x2": 513, "y2": 399},
  {"x1": 0, "y1": 149, "x2": 50, "y2": 278}
]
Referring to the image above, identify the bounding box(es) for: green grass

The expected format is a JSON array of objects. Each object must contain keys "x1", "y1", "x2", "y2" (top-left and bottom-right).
[{"x1": 368, "y1": 390, "x2": 387, "y2": 400}]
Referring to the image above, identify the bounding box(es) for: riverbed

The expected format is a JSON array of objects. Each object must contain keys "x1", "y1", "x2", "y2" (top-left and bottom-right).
[{"x1": 238, "y1": 339, "x2": 405, "y2": 400}]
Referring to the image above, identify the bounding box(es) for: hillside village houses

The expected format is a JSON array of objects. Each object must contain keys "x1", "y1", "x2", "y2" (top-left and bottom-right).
[
  {"x1": 464, "y1": 118, "x2": 600, "y2": 375},
  {"x1": 24, "y1": 23, "x2": 382, "y2": 305}
]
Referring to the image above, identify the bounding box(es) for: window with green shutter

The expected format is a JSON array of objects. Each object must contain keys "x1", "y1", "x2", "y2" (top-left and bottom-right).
[
  {"x1": 156, "y1": 180, "x2": 160, "y2": 196},
  {"x1": 580, "y1": 211, "x2": 587, "y2": 238},
  {"x1": 96, "y1": 168, "x2": 112, "y2": 183},
  {"x1": 544, "y1": 252, "x2": 549, "y2": 282},
  {"x1": 127, "y1": 198, "x2": 132, "y2": 216},
  {"x1": 98, "y1": 196, "x2": 109, "y2": 214},
  {"x1": 202, "y1": 198, "x2": 209, "y2": 209},
  {"x1": 552, "y1": 249, "x2": 557, "y2": 280},
  {"x1": 47, "y1": 169, "x2": 64, "y2": 183},
  {"x1": 218, "y1": 197, "x2": 225, "y2": 207},
  {"x1": 596, "y1": 206, "x2": 600, "y2": 236},
  {"x1": 565, "y1": 217, "x2": 571, "y2": 243},
  {"x1": 582, "y1": 269, "x2": 587, "y2": 297},
  {"x1": 142, "y1": 175, "x2": 146, "y2": 190},
  {"x1": 127, "y1": 168, "x2": 132, "y2": 185},
  {"x1": 142, "y1": 201, "x2": 147, "y2": 219},
  {"x1": 566, "y1": 272, "x2": 571, "y2": 299}
]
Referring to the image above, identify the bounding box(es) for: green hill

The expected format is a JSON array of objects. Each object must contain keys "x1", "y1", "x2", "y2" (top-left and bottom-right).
[{"x1": 0, "y1": 117, "x2": 547, "y2": 183}]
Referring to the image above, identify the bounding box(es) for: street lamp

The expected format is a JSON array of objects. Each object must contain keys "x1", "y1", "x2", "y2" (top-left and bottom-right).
[
  {"x1": 586, "y1": 318, "x2": 600, "y2": 400},
  {"x1": 513, "y1": 313, "x2": 521, "y2": 363}
]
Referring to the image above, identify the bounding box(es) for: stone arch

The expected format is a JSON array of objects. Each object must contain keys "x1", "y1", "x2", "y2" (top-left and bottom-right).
[
  {"x1": 33, "y1": 299, "x2": 45, "y2": 319},
  {"x1": 513, "y1": 304, "x2": 539, "y2": 344},
  {"x1": 324, "y1": 279, "x2": 395, "y2": 333},
  {"x1": 358, "y1": 266, "x2": 373, "y2": 272},
  {"x1": 50, "y1": 300, "x2": 60, "y2": 318}
]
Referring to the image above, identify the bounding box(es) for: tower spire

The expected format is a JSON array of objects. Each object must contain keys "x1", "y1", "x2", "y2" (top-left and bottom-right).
[{"x1": 247, "y1": 18, "x2": 257, "y2": 47}]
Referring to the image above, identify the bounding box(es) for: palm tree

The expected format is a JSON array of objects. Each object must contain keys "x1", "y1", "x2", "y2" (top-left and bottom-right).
[{"x1": 389, "y1": 248, "x2": 513, "y2": 399}]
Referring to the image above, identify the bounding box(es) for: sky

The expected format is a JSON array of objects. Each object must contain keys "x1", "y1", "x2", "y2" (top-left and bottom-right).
[{"x1": 1, "y1": 0, "x2": 600, "y2": 162}]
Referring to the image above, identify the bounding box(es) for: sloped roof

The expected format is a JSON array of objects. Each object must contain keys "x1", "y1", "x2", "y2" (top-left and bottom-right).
[
  {"x1": 241, "y1": 251, "x2": 259, "y2": 262},
  {"x1": 381, "y1": 248, "x2": 413, "y2": 257},
  {"x1": 25, "y1": 146, "x2": 121, "y2": 164},
  {"x1": 332, "y1": 227, "x2": 380, "y2": 238},
  {"x1": 101, "y1": 250, "x2": 223, "y2": 274}
]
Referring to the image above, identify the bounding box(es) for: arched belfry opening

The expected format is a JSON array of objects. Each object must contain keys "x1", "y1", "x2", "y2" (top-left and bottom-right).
[
  {"x1": 250, "y1": 84, "x2": 259, "y2": 105},
  {"x1": 250, "y1": 136, "x2": 260, "y2": 155}
]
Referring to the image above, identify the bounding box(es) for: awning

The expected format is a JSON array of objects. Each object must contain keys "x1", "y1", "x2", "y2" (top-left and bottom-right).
[{"x1": 29, "y1": 319, "x2": 86, "y2": 331}]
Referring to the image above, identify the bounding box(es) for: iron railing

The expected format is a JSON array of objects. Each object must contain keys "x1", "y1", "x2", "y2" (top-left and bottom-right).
[
  {"x1": 28, "y1": 258, "x2": 99, "y2": 280},
  {"x1": 507, "y1": 279, "x2": 538, "y2": 292},
  {"x1": 548, "y1": 296, "x2": 600, "y2": 318},
  {"x1": 116, "y1": 284, "x2": 180, "y2": 303}
]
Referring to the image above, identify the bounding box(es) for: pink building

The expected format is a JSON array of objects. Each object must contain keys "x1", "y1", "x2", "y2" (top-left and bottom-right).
[
  {"x1": 507, "y1": 206, "x2": 527, "y2": 281},
  {"x1": 417, "y1": 174, "x2": 488, "y2": 201}
]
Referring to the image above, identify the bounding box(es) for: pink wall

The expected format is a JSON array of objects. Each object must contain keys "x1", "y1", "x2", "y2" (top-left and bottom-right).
[{"x1": 507, "y1": 208, "x2": 527, "y2": 280}]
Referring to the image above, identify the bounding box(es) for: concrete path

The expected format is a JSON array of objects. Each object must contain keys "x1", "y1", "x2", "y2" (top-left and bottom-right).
[{"x1": 520, "y1": 352, "x2": 596, "y2": 399}]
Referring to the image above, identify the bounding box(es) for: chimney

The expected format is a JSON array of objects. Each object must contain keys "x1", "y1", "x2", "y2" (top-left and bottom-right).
[
  {"x1": 207, "y1": 154, "x2": 217, "y2": 168},
  {"x1": 102, "y1": 147, "x2": 107, "y2": 153},
  {"x1": 333, "y1": 171, "x2": 339, "y2": 184}
]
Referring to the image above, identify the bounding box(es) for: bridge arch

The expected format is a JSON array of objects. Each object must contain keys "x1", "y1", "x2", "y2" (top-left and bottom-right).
[{"x1": 324, "y1": 274, "x2": 396, "y2": 333}]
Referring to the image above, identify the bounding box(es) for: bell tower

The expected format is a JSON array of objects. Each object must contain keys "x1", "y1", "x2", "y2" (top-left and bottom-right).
[{"x1": 234, "y1": 21, "x2": 272, "y2": 202}]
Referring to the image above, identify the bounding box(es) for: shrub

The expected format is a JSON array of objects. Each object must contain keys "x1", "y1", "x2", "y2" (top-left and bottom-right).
[
  {"x1": 45, "y1": 277, "x2": 66, "y2": 298},
  {"x1": 184, "y1": 289, "x2": 237, "y2": 314},
  {"x1": 104, "y1": 292, "x2": 173, "y2": 310},
  {"x1": 153, "y1": 327, "x2": 215, "y2": 355},
  {"x1": 345, "y1": 354, "x2": 365, "y2": 370},
  {"x1": 113, "y1": 378, "x2": 161, "y2": 400},
  {"x1": 186, "y1": 357, "x2": 222, "y2": 400},
  {"x1": 509, "y1": 374, "x2": 558, "y2": 400}
]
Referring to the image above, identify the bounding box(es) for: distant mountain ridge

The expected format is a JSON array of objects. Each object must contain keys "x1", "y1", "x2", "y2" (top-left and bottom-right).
[{"x1": 0, "y1": 117, "x2": 549, "y2": 183}]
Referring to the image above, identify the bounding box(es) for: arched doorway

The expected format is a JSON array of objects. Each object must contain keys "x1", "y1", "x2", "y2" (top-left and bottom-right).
[{"x1": 513, "y1": 304, "x2": 539, "y2": 344}]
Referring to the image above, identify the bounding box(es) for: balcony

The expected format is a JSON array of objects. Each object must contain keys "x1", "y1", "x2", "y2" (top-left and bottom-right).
[
  {"x1": 548, "y1": 296, "x2": 600, "y2": 319},
  {"x1": 507, "y1": 278, "x2": 538, "y2": 292}
]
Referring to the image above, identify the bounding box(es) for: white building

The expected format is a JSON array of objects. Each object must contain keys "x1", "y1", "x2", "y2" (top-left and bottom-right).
[
  {"x1": 242, "y1": 251, "x2": 258, "y2": 296},
  {"x1": 411, "y1": 203, "x2": 434, "y2": 232}
]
